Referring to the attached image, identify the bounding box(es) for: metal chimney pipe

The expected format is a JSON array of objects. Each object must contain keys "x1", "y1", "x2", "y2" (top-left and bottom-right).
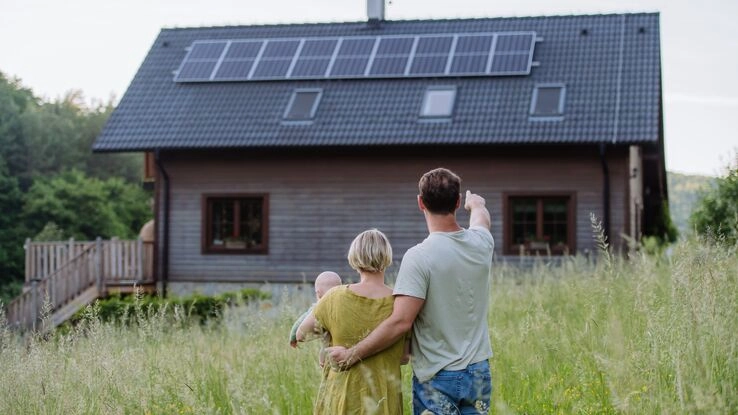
[{"x1": 367, "y1": 0, "x2": 384, "y2": 25}]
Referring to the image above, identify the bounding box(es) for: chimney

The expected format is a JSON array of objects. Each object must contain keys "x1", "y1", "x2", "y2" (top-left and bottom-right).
[{"x1": 367, "y1": 0, "x2": 384, "y2": 26}]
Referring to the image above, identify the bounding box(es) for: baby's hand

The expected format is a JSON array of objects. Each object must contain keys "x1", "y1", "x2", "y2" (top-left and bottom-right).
[{"x1": 290, "y1": 340, "x2": 298, "y2": 348}]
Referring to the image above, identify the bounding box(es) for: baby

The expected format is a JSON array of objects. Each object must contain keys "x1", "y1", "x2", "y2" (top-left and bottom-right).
[{"x1": 289, "y1": 271, "x2": 342, "y2": 353}]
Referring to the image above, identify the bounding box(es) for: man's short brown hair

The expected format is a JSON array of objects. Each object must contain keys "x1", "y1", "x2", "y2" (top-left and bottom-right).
[{"x1": 418, "y1": 168, "x2": 461, "y2": 215}]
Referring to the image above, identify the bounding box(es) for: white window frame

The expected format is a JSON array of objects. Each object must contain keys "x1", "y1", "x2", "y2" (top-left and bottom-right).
[
  {"x1": 529, "y1": 83, "x2": 566, "y2": 120},
  {"x1": 283, "y1": 88, "x2": 323, "y2": 122},
  {"x1": 419, "y1": 85, "x2": 457, "y2": 119}
]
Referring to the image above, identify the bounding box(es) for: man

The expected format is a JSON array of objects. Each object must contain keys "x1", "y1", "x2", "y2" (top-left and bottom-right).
[{"x1": 327, "y1": 167, "x2": 495, "y2": 414}]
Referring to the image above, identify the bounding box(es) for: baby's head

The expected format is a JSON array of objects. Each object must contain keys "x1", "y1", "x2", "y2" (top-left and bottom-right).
[{"x1": 314, "y1": 271, "x2": 342, "y2": 300}]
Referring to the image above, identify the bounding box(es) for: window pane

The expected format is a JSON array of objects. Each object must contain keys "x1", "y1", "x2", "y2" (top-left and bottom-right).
[
  {"x1": 421, "y1": 88, "x2": 455, "y2": 117},
  {"x1": 210, "y1": 200, "x2": 234, "y2": 246},
  {"x1": 533, "y1": 86, "x2": 563, "y2": 115},
  {"x1": 542, "y1": 199, "x2": 568, "y2": 246},
  {"x1": 285, "y1": 91, "x2": 320, "y2": 120},
  {"x1": 511, "y1": 198, "x2": 537, "y2": 244},
  {"x1": 240, "y1": 198, "x2": 263, "y2": 249}
]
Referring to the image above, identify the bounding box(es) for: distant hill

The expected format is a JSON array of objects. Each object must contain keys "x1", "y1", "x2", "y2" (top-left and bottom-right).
[{"x1": 667, "y1": 171, "x2": 715, "y2": 235}]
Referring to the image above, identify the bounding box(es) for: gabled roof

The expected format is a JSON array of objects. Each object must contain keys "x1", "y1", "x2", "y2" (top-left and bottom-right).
[{"x1": 93, "y1": 13, "x2": 662, "y2": 152}]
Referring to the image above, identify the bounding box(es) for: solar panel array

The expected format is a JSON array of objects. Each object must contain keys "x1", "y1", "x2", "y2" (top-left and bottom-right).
[{"x1": 174, "y1": 32, "x2": 537, "y2": 82}]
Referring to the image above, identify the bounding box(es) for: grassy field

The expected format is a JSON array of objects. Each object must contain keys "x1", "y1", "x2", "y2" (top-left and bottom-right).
[{"x1": 1, "y1": 237, "x2": 736, "y2": 414}]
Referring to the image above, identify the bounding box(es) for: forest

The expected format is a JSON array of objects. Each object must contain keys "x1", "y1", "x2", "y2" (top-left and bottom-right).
[{"x1": 0, "y1": 72, "x2": 151, "y2": 304}]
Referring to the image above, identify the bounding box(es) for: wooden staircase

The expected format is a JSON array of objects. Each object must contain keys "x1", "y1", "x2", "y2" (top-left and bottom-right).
[{"x1": 4, "y1": 238, "x2": 154, "y2": 331}]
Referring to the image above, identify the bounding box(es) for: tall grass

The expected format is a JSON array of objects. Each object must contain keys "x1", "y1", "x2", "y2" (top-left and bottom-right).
[
  {"x1": 492, "y1": 236, "x2": 738, "y2": 414},
  {"x1": 0, "y1": 236, "x2": 736, "y2": 414}
]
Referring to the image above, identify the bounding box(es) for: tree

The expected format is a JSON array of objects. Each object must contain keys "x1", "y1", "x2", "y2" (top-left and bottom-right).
[
  {"x1": 23, "y1": 170, "x2": 152, "y2": 241},
  {"x1": 690, "y1": 163, "x2": 738, "y2": 245},
  {"x1": 0, "y1": 156, "x2": 25, "y2": 302},
  {"x1": 0, "y1": 73, "x2": 37, "y2": 189}
]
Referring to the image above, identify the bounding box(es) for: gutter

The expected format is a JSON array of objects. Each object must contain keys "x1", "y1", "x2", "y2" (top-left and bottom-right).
[
  {"x1": 154, "y1": 149, "x2": 170, "y2": 298},
  {"x1": 597, "y1": 14, "x2": 623, "y2": 244},
  {"x1": 599, "y1": 143, "x2": 611, "y2": 244}
]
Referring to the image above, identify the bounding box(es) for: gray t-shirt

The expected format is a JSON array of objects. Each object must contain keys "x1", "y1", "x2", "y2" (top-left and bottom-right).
[{"x1": 393, "y1": 226, "x2": 494, "y2": 382}]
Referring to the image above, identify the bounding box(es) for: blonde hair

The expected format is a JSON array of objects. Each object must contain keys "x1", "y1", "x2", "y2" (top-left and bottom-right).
[{"x1": 347, "y1": 229, "x2": 393, "y2": 273}]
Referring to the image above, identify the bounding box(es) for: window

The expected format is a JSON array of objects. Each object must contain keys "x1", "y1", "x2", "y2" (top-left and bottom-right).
[
  {"x1": 203, "y1": 195, "x2": 268, "y2": 254},
  {"x1": 284, "y1": 89, "x2": 322, "y2": 121},
  {"x1": 420, "y1": 86, "x2": 456, "y2": 118},
  {"x1": 504, "y1": 194, "x2": 575, "y2": 255},
  {"x1": 530, "y1": 84, "x2": 565, "y2": 118}
]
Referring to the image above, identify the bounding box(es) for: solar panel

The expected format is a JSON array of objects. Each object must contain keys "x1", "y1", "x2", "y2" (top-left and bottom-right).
[
  {"x1": 369, "y1": 56, "x2": 409, "y2": 75},
  {"x1": 262, "y1": 40, "x2": 300, "y2": 58},
  {"x1": 415, "y1": 36, "x2": 453, "y2": 54},
  {"x1": 226, "y1": 41, "x2": 263, "y2": 58},
  {"x1": 495, "y1": 34, "x2": 532, "y2": 52},
  {"x1": 175, "y1": 31, "x2": 537, "y2": 82},
  {"x1": 337, "y1": 38, "x2": 375, "y2": 56},
  {"x1": 291, "y1": 58, "x2": 331, "y2": 77},
  {"x1": 214, "y1": 60, "x2": 255, "y2": 79},
  {"x1": 455, "y1": 35, "x2": 493, "y2": 53},
  {"x1": 489, "y1": 33, "x2": 536, "y2": 75},
  {"x1": 376, "y1": 37, "x2": 414, "y2": 55},
  {"x1": 189, "y1": 42, "x2": 227, "y2": 59},
  {"x1": 300, "y1": 39, "x2": 338, "y2": 57},
  {"x1": 330, "y1": 57, "x2": 370, "y2": 76},
  {"x1": 409, "y1": 56, "x2": 448, "y2": 75},
  {"x1": 252, "y1": 59, "x2": 292, "y2": 78},
  {"x1": 178, "y1": 61, "x2": 219, "y2": 80},
  {"x1": 450, "y1": 55, "x2": 488, "y2": 74},
  {"x1": 489, "y1": 54, "x2": 531, "y2": 73}
]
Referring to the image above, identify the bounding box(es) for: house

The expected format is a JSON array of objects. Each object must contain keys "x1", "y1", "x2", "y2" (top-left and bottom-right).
[{"x1": 92, "y1": 3, "x2": 669, "y2": 296}]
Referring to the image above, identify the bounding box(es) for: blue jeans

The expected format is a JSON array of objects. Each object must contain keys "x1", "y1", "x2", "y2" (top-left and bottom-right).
[{"x1": 412, "y1": 360, "x2": 492, "y2": 414}]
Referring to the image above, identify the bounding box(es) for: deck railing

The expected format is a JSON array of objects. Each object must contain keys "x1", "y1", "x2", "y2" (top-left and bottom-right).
[{"x1": 5, "y1": 238, "x2": 154, "y2": 331}]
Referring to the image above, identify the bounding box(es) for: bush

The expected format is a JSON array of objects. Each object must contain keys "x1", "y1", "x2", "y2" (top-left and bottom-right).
[{"x1": 68, "y1": 288, "x2": 271, "y2": 327}]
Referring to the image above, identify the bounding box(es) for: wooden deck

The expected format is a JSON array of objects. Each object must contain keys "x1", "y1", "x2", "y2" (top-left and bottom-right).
[{"x1": 4, "y1": 238, "x2": 154, "y2": 331}]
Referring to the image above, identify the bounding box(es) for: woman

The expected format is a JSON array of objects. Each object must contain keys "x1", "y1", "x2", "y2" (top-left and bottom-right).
[{"x1": 297, "y1": 229, "x2": 408, "y2": 414}]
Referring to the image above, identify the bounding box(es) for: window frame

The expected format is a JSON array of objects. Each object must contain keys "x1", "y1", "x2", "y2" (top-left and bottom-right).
[
  {"x1": 419, "y1": 85, "x2": 457, "y2": 120},
  {"x1": 201, "y1": 193, "x2": 269, "y2": 255},
  {"x1": 283, "y1": 88, "x2": 323, "y2": 122},
  {"x1": 529, "y1": 83, "x2": 566, "y2": 120},
  {"x1": 503, "y1": 192, "x2": 576, "y2": 255}
]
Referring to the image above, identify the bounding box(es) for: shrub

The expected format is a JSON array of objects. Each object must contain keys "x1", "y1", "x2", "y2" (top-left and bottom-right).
[{"x1": 67, "y1": 288, "x2": 271, "y2": 327}]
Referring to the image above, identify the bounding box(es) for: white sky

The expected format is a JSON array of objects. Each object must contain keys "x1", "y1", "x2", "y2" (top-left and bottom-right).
[{"x1": 1, "y1": 0, "x2": 736, "y2": 176}]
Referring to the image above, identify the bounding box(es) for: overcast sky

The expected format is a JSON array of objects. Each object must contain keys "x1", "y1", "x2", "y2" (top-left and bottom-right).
[{"x1": 1, "y1": 0, "x2": 736, "y2": 176}]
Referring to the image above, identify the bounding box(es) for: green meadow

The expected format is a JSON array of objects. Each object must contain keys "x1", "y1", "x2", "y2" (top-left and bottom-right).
[{"x1": 1, "y1": 236, "x2": 736, "y2": 414}]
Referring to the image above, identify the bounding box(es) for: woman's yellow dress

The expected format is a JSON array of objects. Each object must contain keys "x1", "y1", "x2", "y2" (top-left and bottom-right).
[{"x1": 313, "y1": 285, "x2": 405, "y2": 414}]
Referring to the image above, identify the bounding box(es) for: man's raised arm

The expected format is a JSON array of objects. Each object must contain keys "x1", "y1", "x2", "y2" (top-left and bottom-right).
[
  {"x1": 465, "y1": 190, "x2": 491, "y2": 230},
  {"x1": 326, "y1": 295, "x2": 424, "y2": 368}
]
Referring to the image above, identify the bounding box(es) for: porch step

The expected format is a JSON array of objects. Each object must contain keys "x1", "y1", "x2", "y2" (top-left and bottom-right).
[{"x1": 50, "y1": 286, "x2": 100, "y2": 328}]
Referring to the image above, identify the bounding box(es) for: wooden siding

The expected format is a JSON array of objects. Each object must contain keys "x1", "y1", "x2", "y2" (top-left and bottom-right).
[{"x1": 156, "y1": 147, "x2": 629, "y2": 283}]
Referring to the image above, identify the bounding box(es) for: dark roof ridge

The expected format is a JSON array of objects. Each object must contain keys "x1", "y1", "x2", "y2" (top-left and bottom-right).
[{"x1": 159, "y1": 11, "x2": 660, "y2": 32}]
